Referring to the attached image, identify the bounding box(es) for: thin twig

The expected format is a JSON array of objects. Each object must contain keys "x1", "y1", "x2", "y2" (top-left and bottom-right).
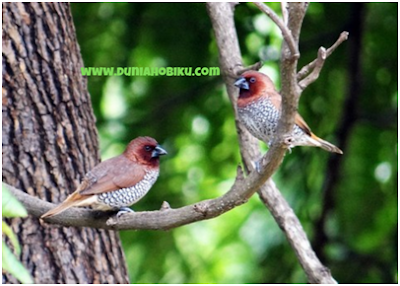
[
  {"x1": 235, "y1": 61, "x2": 263, "y2": 76},
  {"x1": 253, "y1": 2, "x2": 299, "y2": 59},
  {"x1": 297, "y1": 31, "x2": 349, "y2": 81},
  {"x1": 298, "y1": 47, "x2": 327, "y2": 90},
  {"x1": 281, "y1": 2, "x2": 288, "y2": 25}
]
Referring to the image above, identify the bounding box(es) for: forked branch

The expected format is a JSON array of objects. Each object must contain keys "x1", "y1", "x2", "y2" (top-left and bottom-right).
[
  {"x1": 297, "y1": 31, "x2": 349, "y2": 89},
  {"x1": 253, "y1": 2, "x2": 299, "y2": 59}
]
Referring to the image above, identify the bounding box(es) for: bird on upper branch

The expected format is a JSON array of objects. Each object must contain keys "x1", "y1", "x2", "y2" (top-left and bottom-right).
[{"x1": 234, "y1": 70, "x2": 342, "y2": 154}]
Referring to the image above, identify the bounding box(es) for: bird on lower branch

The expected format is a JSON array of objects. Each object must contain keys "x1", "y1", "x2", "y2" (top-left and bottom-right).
[{"x1": 41, "y1": 136, "x2": 167, "y2": 218}]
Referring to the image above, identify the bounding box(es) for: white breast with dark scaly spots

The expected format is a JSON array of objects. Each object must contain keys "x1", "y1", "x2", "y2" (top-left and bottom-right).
[
  {"x1": 238, "y1": 97, "x2": 280, "y2": 143},
  {"x1": 97, "y1": 170, "x2": 159, "y2": 209},
  {"x1": 238, "y1": 97, "x2": 307, "y2": 147}
]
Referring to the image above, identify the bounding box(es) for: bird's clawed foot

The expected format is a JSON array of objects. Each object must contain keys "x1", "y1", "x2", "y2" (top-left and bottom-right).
[
  {"x1": 282, "y1": 135, "x2": 293, "y2": 145},
  {"x1": 251, "y1": 158, "x2": 262, "y2": 173},
  {"x1": 116, "y1": 207, "x2": 135, "y2": 218},
  {"x1": 282, "y1": 135, "x2": 294, "y2": 154},
  {"x1": 255, "y1": 160, "x2": 262, "y2": 173},
  {"x1": 160, "y1": 201, "x2": 171, "y2": 211}
]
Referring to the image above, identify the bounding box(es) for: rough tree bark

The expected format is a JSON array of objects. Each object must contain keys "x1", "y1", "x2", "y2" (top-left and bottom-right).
[{"x1": 2, "y1": 3, "x2": 129, "y2": 283}]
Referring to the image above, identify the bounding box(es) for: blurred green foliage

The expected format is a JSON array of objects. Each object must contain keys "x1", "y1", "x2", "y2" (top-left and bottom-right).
[
  {"x1": 71, "y1": 3, "x2": 397, "y2": 283},
  {"x1": 2, "y1": 185, "x2": 34, "y2": 284}
]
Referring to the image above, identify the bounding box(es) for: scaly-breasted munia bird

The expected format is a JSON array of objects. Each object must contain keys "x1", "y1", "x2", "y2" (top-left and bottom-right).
[
  {"x1": 41, "y1": 136, "x2": 167, "y2": 218},
  {"x1": 234, "y1": 71, "x2": 342, "y2": 154}
]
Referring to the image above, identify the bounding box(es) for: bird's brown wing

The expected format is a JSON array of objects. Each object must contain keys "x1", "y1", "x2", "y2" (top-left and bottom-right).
[
  {"x1": 266, "y1": 90, "x2": 282, "y2": 110},
  {"x1": 78, "y1": 155, "x2": 146, "y2": 196},
  {"x1": 294, "y1": 113, "x2": 312, "y2": 136}
]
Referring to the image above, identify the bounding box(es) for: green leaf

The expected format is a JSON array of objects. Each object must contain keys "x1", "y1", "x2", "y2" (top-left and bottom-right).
[
  {"x1": 2, "y1": 184, "x2": 27, "y2": 218},
  {"x1": 2, "y1": 221, "x2": 20, "y2": 255},
  {"x1": 2, "y1": 241, "x2": 33, "y2": 284}
]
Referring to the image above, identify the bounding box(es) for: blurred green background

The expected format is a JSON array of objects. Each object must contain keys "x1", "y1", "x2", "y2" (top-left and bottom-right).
[{"x1": 71, "y1": 3, "x2": 397, "y2": 283}]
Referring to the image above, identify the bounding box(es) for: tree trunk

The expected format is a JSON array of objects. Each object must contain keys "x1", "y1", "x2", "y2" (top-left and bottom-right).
[{"x1": 2, "y1": 3, "x2": 129, "y2": 283}]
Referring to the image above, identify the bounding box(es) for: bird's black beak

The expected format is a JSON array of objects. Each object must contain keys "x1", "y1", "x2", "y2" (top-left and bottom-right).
[
  {"x1": 234, "y1": 77, "x2": 249, "y2": 90},
  {"x1": 152, "y1": 145, "x2": 168, "y2": 158}
]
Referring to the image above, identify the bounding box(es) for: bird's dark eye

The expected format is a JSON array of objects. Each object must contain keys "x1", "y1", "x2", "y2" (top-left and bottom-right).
[
  {"x1": 144, "y1": 145, "x2": 152, "y2": 152},
  {"x1": 249, "y1": 77, "x2": 256, "y2": 83}
]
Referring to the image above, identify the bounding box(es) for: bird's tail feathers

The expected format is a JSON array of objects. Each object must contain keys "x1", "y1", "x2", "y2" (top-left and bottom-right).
[
  {"x1": 41, "y1": 192, "x2": 93, "y2": 219},
  {"x1": 310, "y1": 133, "x2": 343, "y2": 154}
]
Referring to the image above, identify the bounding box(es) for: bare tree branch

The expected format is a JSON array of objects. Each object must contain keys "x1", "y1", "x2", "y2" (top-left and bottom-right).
[
  {"x1": 207, "y1": 2, "x2": 336, "y2": 284},
  {"x1": 253, "y1": 2, "x2": 299, "y2": 60},
  {"x1": 235, "y1": 61, "x2": 263, "y2": 76},
  {"x1": 6, "y1": 3, "x2": 341, "y2": 284},
  {"x1": 298, "y1": 46, "x2": 327, "y2": 90},
  {"x1": 207, "y1": 2, "x2": 337, "y2": 284},
  {"x1": 258, "y1": 180, "x2": 336, "y2": 283},
  {"x1": 297, "y1": 31, "x2": 349, "y2": 82},
  {"x1": 269, "y1": 2, "x2": 307, "y2": 160},
  {"x1": 4, "y1": 154, "x2": 277, "y2": 231},
  {"x1": 281, "y1": 2, "x2": 289, "y2": 25}
]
